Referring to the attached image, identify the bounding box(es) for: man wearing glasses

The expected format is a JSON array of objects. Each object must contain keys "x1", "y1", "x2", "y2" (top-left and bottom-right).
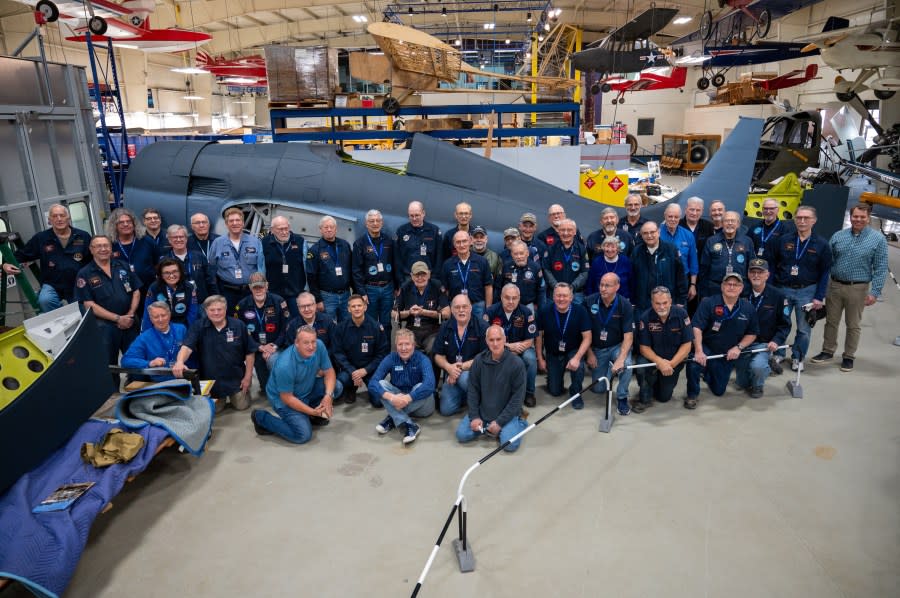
[
  {"x1": 745, "y1": 198, "x2": 795, "y2": 263},
  {"x1": 630, "y1": 221, "x2": 688, "y2": 312},
  {"x1": 282, "y1": 292, "x2": 336, "y2": 354},
  {"x1": 686, "y1": 273, "x2": 759, "y2": 408}
]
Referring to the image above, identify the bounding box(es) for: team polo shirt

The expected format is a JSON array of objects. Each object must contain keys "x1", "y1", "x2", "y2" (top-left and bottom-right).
[
  {"x1": 434, "y1": 317, "x2": 488, "y2": 362},
  {"x1": 394, "y1": 279, "x2": 448, "y2": 332},
  {"x1": 305, "y1": 237, "x2": 352, "y2": 298},
  {"x1": 183, "y1": 316, "x2": 257, "y2": 398},
  {"x1": 769, "y1": 233, "x2": 832, "y2": 299},
  {"x1": 267, "y1": 340, "x2": 331, "y2": 409},
  {"x1": 235, "y1": 292, "x2": 291, "y2": 347},
  {"x1": 262, "y1": 233, "x2": 306, "y2": 298},
  {"x1": 584, "y1": 292, "x2": 634, "y2": 349},
  {"x1": 536, "y1": 303, "x2": 592, "y2": 356},
  {"x1": 637, "y1": 305, "x2": 693, "y2": 360},
  {"x1": 15, "y1": 227, "x2": 92, "y2": 298},
  {"x1": 483, "y1": 302, "x2": 537, "y2": 344},
  {"x1": 282, "y1": 313, "x2": 334, "y2": 350},
  {"x1": 331, "y1": 316, "x2": 389, "y2": 374},
  {"x1": 74, "y1": 259, "x2": 142, "y2": 315},
  {"x1": 440, "y1": 254, "x2": 492, "y2": 303},
  {"x1": 747, "y1": 285, "x2": 791, "y2": 345},
  {"x1": 692, "y1": 295, "x2": 759, "y2": 354}
]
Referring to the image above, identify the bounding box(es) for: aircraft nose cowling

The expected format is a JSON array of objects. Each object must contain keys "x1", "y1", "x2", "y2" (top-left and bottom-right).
[{"x1": 571, "y1": 48, "x2": 602, "y2": 73}]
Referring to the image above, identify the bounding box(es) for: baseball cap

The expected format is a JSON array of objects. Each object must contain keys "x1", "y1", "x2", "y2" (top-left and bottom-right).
[
  {"x1": 722, "y1": 272, "x2": 743, "y2": 283},
  {"x1": 249, "y1": 272, "x2": 268, "y2": 288},
  {"x1": 520, "y1": 212, "x2": 537, "y2": 224},
  {"x1": 411, "y1": 261, "x2": 430, "y2": 275},
  {"x1": 503, "y1": 227, "x2": 520, "y2": 238},
  {"x1": 748, "y1": 258, "x2": 769, "y2": 271},
  {"x1": 471, "y1": 225, "x2": 487, "y2": 236}
]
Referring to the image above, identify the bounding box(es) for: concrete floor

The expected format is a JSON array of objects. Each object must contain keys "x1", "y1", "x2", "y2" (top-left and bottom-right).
[{"x1": 11, "y1": 248, "x2": 900, "y2": 598}]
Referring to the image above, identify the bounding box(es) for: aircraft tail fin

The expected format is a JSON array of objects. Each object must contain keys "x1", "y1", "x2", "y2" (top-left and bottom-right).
[
  {"x1": 805, "y1": 63, "x2": 818, "y2": 79},
  {"x1": 671, "y1": 66, "x2": 687, "y2": 87},
  {"x1": 822, "y1": 16, "x2": 849, "y2": 32},
  {"x1": 196, "y1": 50, "x2": 211, "y2": 67}
]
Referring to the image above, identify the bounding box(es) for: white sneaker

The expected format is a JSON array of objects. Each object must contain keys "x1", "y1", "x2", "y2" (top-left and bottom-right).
[
  {"x1": 791, "y1": 359, "x2": 804, "y2": 372},
  {"x1": 402, "y1": 422, "x2": 420, "y2": 445}
]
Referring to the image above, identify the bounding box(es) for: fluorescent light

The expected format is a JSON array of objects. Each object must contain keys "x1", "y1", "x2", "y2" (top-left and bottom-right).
[
  {"x1": 484, "y1": 23, "x2": 495, "y2": 30},
  {"x1": 526, "y1": 12, "x2": 532, "y2": 22},
  {"x1": 352, "y1": 15, "x2": 368, "y2": 23},
  {"x1": 172, "y1": 67, "x2": 209, "y2": 74},
  {"x1": 673, "y1": 16, "x2": 692, "y2": 25},
  {"x1": 183, "y1": 95, "x2": 204, "y2": 100},
  {"x1": 454, "y1": 38, "x2": 461, "y2": 46},
  {"x1": 232, "y1": 100, "x2": 251, "y2": 104},
  {"x1": 525, "y1": 51, "x2": 531, "y2": 58},
  {"x1": 544, "y1": 22, "x2": 551, "y2": 31},
  {"x1": 505, "y1": 38, "x2": 511, "y2": 44},
  {"x1": 222, "y1": 77, "x2": 256, "y2": 84}
]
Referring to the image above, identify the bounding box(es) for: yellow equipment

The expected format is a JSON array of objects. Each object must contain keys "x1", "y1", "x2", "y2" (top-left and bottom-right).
[
  {"x1": 745, "y1": 172, "x2": 805, "y2": 220},
  {"x1": 579, "y1": 168, "x2": 629, "y2": 207}
]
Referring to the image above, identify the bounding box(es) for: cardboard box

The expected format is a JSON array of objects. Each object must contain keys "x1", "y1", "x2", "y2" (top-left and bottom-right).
[{"x1": 264, "y1": 45, "x2": 339, "y2": 103}]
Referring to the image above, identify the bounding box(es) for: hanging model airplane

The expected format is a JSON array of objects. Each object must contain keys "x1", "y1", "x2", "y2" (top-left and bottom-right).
[
  {"x1": 195, "y1": 50, "x2": 267, "y2": 86},
  {"x1": 601, "y1": 65, "x2": 688, "y2": 104},
  {"x1": 699, "y1": 0, "x2": 773, "y2": 43},
  {"x1": 753, "y1": 63, "x2": 819, "y2": 91},
  {"x1": 677, "y1": 41, "x2": 820, "y2": 89},
  {"x1": 28, "y1": 0, "x2": 211, "y2": 52},
  {"x1": 800, "y1": 16, "x2": 900, "y2": 101},
  {"x1": 354, "y1": 22, "x2": 577, "y2": 115}
]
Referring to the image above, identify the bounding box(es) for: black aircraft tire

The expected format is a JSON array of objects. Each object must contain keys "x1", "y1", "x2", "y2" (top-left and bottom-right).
[
  {"x1": 836, "y1": 91, "x2": 856, "y2": 102},
  {"x1": 874, "y1": 90, "x2": 896, "y2": 100},
  {"x1": 697, "y1": 77, "x2": 710, "y2": 90},
  {"x1": 36, "y1": 0, "x2": 59, "y2": 22},
  {"x1": 712, "y1": 73, "x2": 726, "y2": 87},
  {"x1": 590, "y1": 83, "x2": 601, "y2": 95},
  {"x1": 600, "y1": 82, "x2": 611, "y2": 93},
  {"x1": 88, "y1": 16, "x2": 107, "y2": 36},
  {"x1": 382, "y1": 96, "x2": 401, "y2": 116},
  {"x1": 757, "y1": 9, "x2": 771, "y2": 39},
  {"x1": 700, "y1": 11, "x2": 713, "y2": 40}
]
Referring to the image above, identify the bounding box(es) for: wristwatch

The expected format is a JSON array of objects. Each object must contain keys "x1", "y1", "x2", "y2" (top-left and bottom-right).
[{"x1": 736, "y1": 343, "x2": 745, "y2": 351}]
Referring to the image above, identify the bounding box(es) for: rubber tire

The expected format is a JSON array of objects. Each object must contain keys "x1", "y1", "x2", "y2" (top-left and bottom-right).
[
  {"x1": 381, "y1": 96, "x2": 400, "y2": 116},
  {"x1": 700, "y1": 11, "x2": 713, "y2": 40},
  {"x1": 590, "y1": 83, "x2": 601, "y2": 95},
  {"x1": 36, "y1": 0, "x2": 59, "y2": 22},
  {"x1": 712, "y1": 73, "x2": 726, "y2": 87},
  {"x1": 88, "y1": 16, "x2": 107, "y2": 36},
  {"x1": 874, "y1": 90, "x2": 896, "y2": 100},
  {"x1": 600, "y1": 82, "x2": 611, "y2": 93},
  {"x1": 757, "y1": 9, "x2": 771, "y2": 39},
  {"x1": 836, "y1": 91, "x2": 856, "y2": 102},
  {"x1": 697, "y1": 77, "x2": 710, "y2": 90},
  {"x1": 612, "y1": 98, "x2": 618, "y2": 105}
]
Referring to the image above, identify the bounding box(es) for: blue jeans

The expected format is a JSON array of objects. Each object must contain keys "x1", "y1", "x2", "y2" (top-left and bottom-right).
[
  {"x1": 545, "y1": 350, "x2": 585, "y2": 397},
  {"x1": 735, "y1": 343, "x2": 769, "y2": 389},
  {"x1": 321, "y1": 289, "x2": 350, "y2": 323},
  {"x1": 456, "y1": 414, "x2": 529, "y2": 452},
  {"x1": 518, "y1": 347, "x2": 537, "y2": 395},
  {"x1": 38, "y1": 284, "x2": 63, "y2": 312},
  {"x1": 591, "y1": 345, "x2": 632, "y2": 399},
  {"x1": 365, "y1": 283, "x2": 394, "y2": 335},
  {"x1": 257, "y1": 378, "x2": 338, "y2": 444},
  {"x1": 374, "y1": 380, "x2": 435, "y2": 427},
  {"x1": 780, "y1": 284, "x2": 816, "y2": 361},
  {"x1": 439, "y1": 370, "x2": 470, "y2": 415},
  {"x1": 337, "y1": 370, "x2": 377, "y2": 406},
  {"x1": 687, "y1": 345, "x2": 751, "y2": 397},
  {"x1": 470, "y1": 300, "x2": 486, "y2": 321}
]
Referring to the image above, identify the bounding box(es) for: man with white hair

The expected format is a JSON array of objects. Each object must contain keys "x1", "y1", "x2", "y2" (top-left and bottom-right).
[
  {"x1": 262, "y1": 216, "x2": 306, "y2": 320},
  {"x1": 698, "y1": 211, "x2": 755, "y2": 298},
  {"x1": 538, "y1": 204, "x2": 584, "y2": 248},
  {"x1": 394, "y1": 201, "x2": 442, "y2": 280},
  {"x1": 659, "y1": 203, "x2": 698, "y2": 302},
  {"x1": 586, "y1": 206, "x2": 634, "y2": 261},
  {"x1": 163, "y1": 224, "x2": 217, "y2": 302},
  {"x1": 744, "y1": 197, "x2": 795, "y2": 263},
  {"x1": 541, "y1": 219, "x2": 589, "y2": 304},
  {"x1": 352, "y1": 209, "x2": 398, "y2": 335},
  {"x1": 306, "y1": 215, "x2": 352, "y2": 323},
  {"x1": 208, "y1": 207, "x2": 265, "y2": 312},
  {"x1": 679, "y1": 196, "x2": 715, "y2": 257},
  {"x1": 621, "y1": 194, "x2": 647, "y2": 238}
]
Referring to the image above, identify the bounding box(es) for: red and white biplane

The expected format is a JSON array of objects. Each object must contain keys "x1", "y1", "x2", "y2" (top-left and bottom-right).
[
  {"x1": 195, "y1": 50, "x2": 267, "y2": 86},
  {"x1": 600, "y1": 66, "x2": 688, "y2": 104}
]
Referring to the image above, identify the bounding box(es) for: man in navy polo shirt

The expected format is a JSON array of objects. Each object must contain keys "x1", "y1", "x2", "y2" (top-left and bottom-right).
[
  {"x1": 542, "y1": 219, "x2": 589, "y2": 304},
  {"x1": 584, "y1": 273, "x2": 634, "y2": 415},
  {"x1": 305, "y1": 215, "x2": 353, "y2": 323},
  {"x1": 331, "y1": 294, "x2": 390, "y2": 406},
  {"x1": 440, "y1": 230, "x2": 493, "y2": 320},
  {"x1": 686, "y1": 273, "x2": 759, "y2": 407},
  {"x1": 495, "y1": 240, "x2": 543, "y2": 313},
  {"x1": 262, "y1": 216, "x2": 306, "y2": 320},
  {"x1": 737, "y1": 259, "x2": 791, "y2": 397},
  {"x1": 698, "y1": 211, "x2": 755, "y2": 298},
  {"x1": 394, "y1": 201, "x2": 442, "y2": 280},
  {"x1": 483, "y1": 283, "x2": 538, "y2": 407},
  {"x1": 234, "y1": 273, "x2": 290, "y2": 395},
  {"x1": 536, "y1": 283, "x2": 592, "y2": 405},
  {"x1": 633, "y1": 286, "x2": 692, "y2": 413},
  {"x1": 352, "y1": 209, "x2": 397, "y2": 336},
  {"x1": 745, "y1": 198, "x2": 795, "y2": 262},
  {"x1": 433, "y1": 294, "x2": 488, "y2": 415}
]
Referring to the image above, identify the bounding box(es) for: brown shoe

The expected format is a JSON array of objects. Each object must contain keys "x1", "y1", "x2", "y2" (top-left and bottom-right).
[
  {"x1": 524, "y1": 394, "x2": 536, "y2": 407},
  {"x1": 684, "y1": 397, "x2": 698, "y2": 410},
  {"x1": 632, "y1": 401, "x2": 651, "y2": 414}
]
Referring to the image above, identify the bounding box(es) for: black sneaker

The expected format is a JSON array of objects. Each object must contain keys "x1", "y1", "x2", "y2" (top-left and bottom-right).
[
  {"x1": 251, "y1": 410, "x2": 272, "y2": 435},
  {"x1": 768, "y1": 357, "x2": 783, "y2": 375},
  {"x1": 632, "y1": 401, "x2": 651, "y2": 414},
  {"x1": 310, "y1": 415, "x2": 330, "y2": 427},
  {"x1": 572, "y1": 396, "x2": 584, "y2": 410},
  {"x1": 750, "y1": 387, "x2": 764, "y2": 399},
  {"x1": 840, "y1": 358, "x2": 854, "y2": 372},
  {"x1": 810, "y1": 352, "x2": 833, "y2": 364},
  {"x1": 617, "y1": 399, "x2": 631, "y2": 416},
  {"x1": 524, "y1": 394, "x2": 536, "y2": 407},
  {"x1": 344, "y1": 387, "x2": 357, "y2": 404}
]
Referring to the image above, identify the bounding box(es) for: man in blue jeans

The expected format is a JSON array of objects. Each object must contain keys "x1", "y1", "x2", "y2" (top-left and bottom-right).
[
  {"x1": 251, "y1": 326, "x2": 342, "y2": 444},
  {"x1": 433, "y1": 294, "x2": 488, "y2": 415},
  {"x1": 456, "y1": 325, "x2": 528, "y2": 452},
  {"x1": 483, "y1": 283, "x2": 538, "y2": 407},
  {"x1": 368, "y1": 329, "x2": 436, "y2": 445},
  {"x1": 584, "y1": 272, "x2": 634, "y2": 415},
  {"x1": 306, "y1": 215, "x2": 352, "y2": 323}
]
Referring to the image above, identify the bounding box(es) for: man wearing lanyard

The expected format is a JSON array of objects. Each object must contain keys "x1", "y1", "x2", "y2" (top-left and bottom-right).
[
  {"x1": 281, "y1": 292, "x2": 335, "y2": 355},
  {"x1": 687, "y1": 273, "x2": 759, "y2": 407},
  {"x1": 698, "y1": 211, "x2": 755, "y2": 298},
  {"x1": 621, "y1": 194, "x2": 648, "y2": 239},
  {"x1": 262, "y1": 216, "x2": 306, "y2": 320},
  {"x1": 745, "y1": 198, "x2": 795, "y2": 262},
  {"x1": 122, "y1": 301, "x2": 187, "y2": 382},
  {"x1": 585, "y1": 273, "x2": 634, "y2": 415},
  {"x1": 768, "y1": 205, "x2": 832, "y2": 372},
  {"x1": 433, "y1": 294, "x2": 488, "y2": 416},
  {"x1": 305, "y1": 215, "x2": 352, "y2": 323},
  {"x1": 332, "y1": 294, "x2": 390, "y2": 406},
  {"x1": 542, "y1": 219, "x2": 589, "y2": 304},
  {"x1": 633, "y1": 286, "x2": 692, "y2": 413},
  {"x1": 235, "y1": 273, "x2": 290, "y2": 395},
  {"x1": 495, "y1": 240, "x2": 543, "y2": 314},
  {"x1": 630, "y1": 222, "x2": 688, "y2": 313},
  {"x1": 812, "y1": 203, "x2": 887, "y2": 372},
  {"x1": 483, "y1": 283, "x2": 538, "y2": 407},
  {"x1": 538, "y1": 204, "x2": 584, "y2": 248},
  {"x1": 440, "y1": 230, "x2": 493, "y2": 320},
  {"x1": 441, "y1": 202, "x2": 477, "y2": 259},
  {"x1": 659, "y1": 203, "x2": 698, "y2": 303},
  {"x1": 586, "y1": 207, "x2": 635, "y2": 261},
  {"x1": 352, "y1": 209, "x2": 397, "y2": 336},
  {"x1": 393, "y1": 261, "x2": 449, "y2": 354},
  {"x1": 394, "y1": 201, "x2": 442, "y2": 281},
  {"x1": 737, "y1": 259, "x2": 792, "y2": 397},
  {"x1": 188, "y1": 212, "x2": 219, "y2": 260},
  {"x1": 142, "y1": 208, "x2": 170, "y2": 253},
  {"x1": 74, "y1": 235, "x2": 142, "y2": 388},
  {"x1": 12, "y1": 203, "x2": 92, "y2": 312},
  {"x1": 106, "y1": 207, "x2": 159, "y2": 313},
  {"x1": 208, "y1": 207, "x2": 265, "y2": 313},
  {"x1": 163, "y1": 224, "x2": 217, "y2": 302},
  {"x1": 680, "y1": 196, "x2": 715, "y2": 257},
  {"x1": 535, "y1": 283, "x2": 592, "y2": 402}
]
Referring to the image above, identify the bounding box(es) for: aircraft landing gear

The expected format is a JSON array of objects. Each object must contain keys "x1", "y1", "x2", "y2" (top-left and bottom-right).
[
  {"x1": 874, "y1": 90, "x2": 896, "y2": 100},
  {"x1": 711, "y1": 73, "x2": 726, "y2": 87},
  {"x1": 700, "y1": 10, "x2": 713, "y2": 40},
  {"x1": 601, "y1": 82, "x2": 611, "y2": 93},
  {"x1": 836, "y1": 91, "x2": 857, "y2": 102},
  {"x1": 591, "y1": 83, "x2": 600, "y2": 95},
  {"x1": 697, "y1": 77, "x2": 710, "y2": 90},
  {"x1": 756, "y1": 9, "x2": 771, "y2": 39},
  {"x1": 35, "y1": 0, "x2": 58, "y2": 22},
  {"x1": 88, "y1": 15, "x2": 107, "y2": 36},
  {"x1": 382, "y1": 96, "x2": 401, "y2": 116}
]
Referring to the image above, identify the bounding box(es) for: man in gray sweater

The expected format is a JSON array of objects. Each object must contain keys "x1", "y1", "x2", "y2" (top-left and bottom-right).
[{"x1": 455, "y1": 325, "x2": 529, "y2": 452}]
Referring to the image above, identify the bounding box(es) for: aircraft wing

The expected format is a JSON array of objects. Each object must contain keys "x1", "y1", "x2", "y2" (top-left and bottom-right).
[
  {"x1": 669, "y1": 0, "x2": 825, "y2": 45},
  {"x1": 703, "y1": 41, "x2": 818, "y2": 67},
  {"x1": 53, "y1": 0, "x2": 146, "y2": 37}
]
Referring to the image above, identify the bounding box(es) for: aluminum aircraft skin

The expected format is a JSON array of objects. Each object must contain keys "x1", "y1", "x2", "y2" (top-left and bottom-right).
[
  {"x1": 571, "y1": 7, "x2": 679, "y2": 75},
  {"x1": 27, "y1": 0, "x2": 211, "y2": 52},
  {"x1": 124, "y1": 118, "x2": 766, "y2": 253}
]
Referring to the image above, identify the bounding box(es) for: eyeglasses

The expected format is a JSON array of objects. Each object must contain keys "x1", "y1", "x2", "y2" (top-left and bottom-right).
[
  {"x1": 169, "y1": 235, "x2": 187, "y2": 240},
  {"x1": 298, "y1": 303, "x2": 316, "y2": 309},
  {"x1": 723, "y1": 281, "x2": 743, "y2": 287},
  {"x1": 598, "y1": 282, "x2": 617, "y2": 288},
  {"x1": 794, "y1": 216, "x2": 813, "y2": 220},
  {"x1": 161, "y1": 270, "x2": 180, "y2": 278},
  {"x1": 641, "y1": 230, "x2": 659, "y2": 235},
  {"x1": 762, "y1": 206, "x2": 778, "y2": 210}
]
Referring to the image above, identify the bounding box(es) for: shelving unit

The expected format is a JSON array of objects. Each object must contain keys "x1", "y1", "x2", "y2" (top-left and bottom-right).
[{"x1": 270, "y1": 102, "x2": 580, "y2": 146}]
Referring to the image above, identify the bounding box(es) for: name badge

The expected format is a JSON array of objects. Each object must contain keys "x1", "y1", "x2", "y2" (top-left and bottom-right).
[
  {"x1": 712, "y1": 321, "x2": 721, "y2": 332},
  {"x1": 757, "y1": 247, "x2": 764, "y2": 256},
  {"x1": 282, "y1": 264, "x2": 289, "y2": 274},
  {"x1": 511, "y1": 272, "x2": 518, "y2": 283},
  {"x1": 558, "y1": 341, "x2": 566, "y2": 352},
  {"x1": 361, "y1": 342, "x2": 369, "y2": 353},
  {"x1": 259, "y1": 332, "x2": 267, "y2": 344},
  {"x1": 420, "y1": 243, "x2": 427, "y2": 256},
  {"x1": 413, "y1": 316, "x2": 421, "y2": 327},
  {"x1": 129, "y1": 264, "x2": 135, "y2": 272},
  {"x1": 725, "y1": 265, "x2": 734, "y2": 275},
  {"x1": 790, "y1": 265, "x2": 799, "y2": 276},
  {"x1": 460, "y1": 288, "x2": 468, "y2": 295},
  {"x1": 234, "y1": 268, "x2": 242, "y2": 280},
  {"x1": 599, "y1": 330, "x2": 608, "y2": 342},
  {"x1": 455, "y1": 354, "x2": 463, "y2": 363},
  {"x1": 226, "y1": 330, "x2": 235, "y2": 343},
  {"x1": 123, "y1": 282, "x2": 132, "y2": 293},
  {"x1": 335, "y1": 266, "x2": 343, "y2": 277},
  {"x1": 376, "y1": 262, "x2": 384, "y2": 273}
]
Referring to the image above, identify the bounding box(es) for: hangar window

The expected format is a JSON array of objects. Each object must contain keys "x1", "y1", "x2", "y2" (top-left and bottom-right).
[
  {"x1": 637, "y1": 118, "x2": 654, "y2": 136},
  {"x1": 67, "y1": 202, "x2": 93, "y2": 234}
]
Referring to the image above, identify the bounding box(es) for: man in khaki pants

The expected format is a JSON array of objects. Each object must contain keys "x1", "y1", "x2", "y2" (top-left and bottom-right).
[{"x1": 811, "y1": 204, "x2": 888, "y2": 372}]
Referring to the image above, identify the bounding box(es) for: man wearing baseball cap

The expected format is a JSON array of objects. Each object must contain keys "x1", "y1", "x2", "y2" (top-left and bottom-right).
[
  {"x1": 517, "y1": 212, "x2": 547, "y2": 266},
  {"x1": 686, "y1": 272, "x2": 759, "y2": 408}
]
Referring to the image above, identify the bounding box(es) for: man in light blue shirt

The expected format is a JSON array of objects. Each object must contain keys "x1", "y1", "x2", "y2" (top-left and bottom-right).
[
  {"x1": 659, "y1": 203, "x2": 698, "y2": 303},
  {"x1": 208, "y1": 207, "x2": 265, "y2": 312}
]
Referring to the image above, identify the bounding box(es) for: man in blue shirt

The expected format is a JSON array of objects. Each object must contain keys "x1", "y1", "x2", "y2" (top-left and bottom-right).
[
  {"x1": 208, "y1": 208, "x2": 265, "y2": 313},
  {"x1": 541, "y1": 219, "x2": 590, "y2": 304},
  {"x1": 122, "y1": 301, "x2": 187, "y2": 382},
  {"x1": 250, "y1": 326, "x2": 340, "y2": 444},
  {"x1": 306, "y1": 215, "x2": 353, "y2": 323},
  {"x1": 369, "y1": 328, "x2": 436, "y2": 445},
  {"x1": 659, "y1": 203, "x2": 698, "y2": 303},
  {"x1": 484, "y1": 283, "x2": 538, "y2": 407},
  {"x1": 687, "y1": 273, "x2": 759, "y2": 406},
  {"x1": 585, "y1": 273, "x2": 634, "y2": 416},
  {"x1": 440, "y1": 230, "x2": 493, "y2": 320},
  {"x1": 698, "y1": 211, "x2": 755, "y2": 298},
  {"x1": 536, "y1": 283, "x2": 592, "y2": 405},
  {"x1": 433, "y1": 294, "x2": 488, "y2": 416},
  {"x1": 352, "y1": 209, "x2": 397, "y2": 336},
  {"x1": 394, "y1": 201, "x2": 442, "y2": 281},
  {"x1": 332, "y1": 294, "x2": 390, "y2": 406},
  {"x1": 744, "y1": 198, "x2": 795, "y2": 262},
  {"x1": 261, "y1": 216, "x2": 306, "y2": 320},
  {"x1": 495, "y1": 241, "x2": 543, "y2": 313}
]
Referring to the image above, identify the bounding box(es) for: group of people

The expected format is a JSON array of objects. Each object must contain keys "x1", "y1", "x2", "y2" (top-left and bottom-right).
[{"x1": 2, "y1": 193, "x2": 887, "y2": 451}]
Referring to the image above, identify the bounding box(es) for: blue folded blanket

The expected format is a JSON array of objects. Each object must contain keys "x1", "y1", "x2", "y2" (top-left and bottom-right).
[{"x1": 0, "y1": 420, "x2": 169, "y2": 598}]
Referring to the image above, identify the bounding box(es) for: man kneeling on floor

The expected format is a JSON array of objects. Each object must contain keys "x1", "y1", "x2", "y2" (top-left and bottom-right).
[
  {"x1": 251, "y1": 326, "x2": 342, "y2": 443},
  {"x1": 368, "y1": 328, "x2": 435, "y2": 445},
  {"x1": 456, "y1": 325, "x2": 528, "y2": 452}
]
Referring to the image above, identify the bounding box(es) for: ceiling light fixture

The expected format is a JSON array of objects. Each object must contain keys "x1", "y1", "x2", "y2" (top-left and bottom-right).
[
  {"x1": 172, "y1": 66, "x2": 209, "y2": 74},
  {"x1": 672, "y1": 16, "x2": 692, "y2": 25},
  {"x1": 544, "y1": 22, "x2": 551, "y2": 31},
  {"x1": 484, "y1": 23, "x2": 495, "y2": 30},
  {"x1": 183, "y1": 95, "x2": 204, "y2": 101},
  {"x1": 526, "y1": 12, "x2": 532, "y2": 22},
  {"x1": 441, "y1": 7, "x2": 446, "y2": 16},
  {"x1": 505, "y1": 38, "x2": 510, "y2": 44},
  {"x1": 454, "y1": 38, "x2": 461, "y2": 46},
  {"x1": 352, "y1": 15, "x2": 368, "y2": 23}
]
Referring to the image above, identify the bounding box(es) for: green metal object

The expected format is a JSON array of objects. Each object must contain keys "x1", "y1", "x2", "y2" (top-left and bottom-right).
[
  {"x1": 745, "y1": 172, "x2": 806, "y2": 220},
  {"x1": 0, "y1": 233, "x2": 41, "y2": 326}
]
